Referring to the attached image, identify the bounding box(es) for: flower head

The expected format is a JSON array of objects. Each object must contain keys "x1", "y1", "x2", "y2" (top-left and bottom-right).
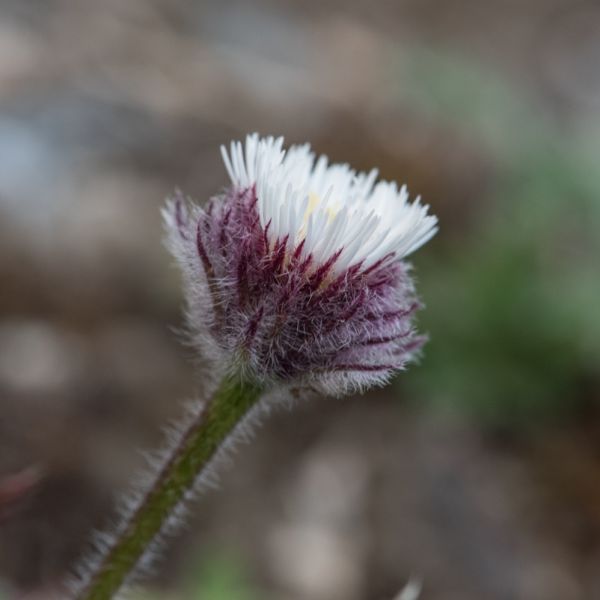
[{"x1": 164, "y1": 134, "x2": 438, "y2": 395}]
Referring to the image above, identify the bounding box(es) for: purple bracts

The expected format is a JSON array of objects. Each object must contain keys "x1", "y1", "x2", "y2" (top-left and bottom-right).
[{"x1": 164, "y1": 185, "x2": 426, "y2": 395}]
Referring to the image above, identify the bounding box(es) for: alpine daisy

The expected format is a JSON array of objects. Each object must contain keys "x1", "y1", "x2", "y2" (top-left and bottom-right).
[
  {"x1": 165, "y1": 133, "x2": 438, "y2": 394},
  {"x1": 71, "y1": 134, "x2": 438, "y2": 600}
]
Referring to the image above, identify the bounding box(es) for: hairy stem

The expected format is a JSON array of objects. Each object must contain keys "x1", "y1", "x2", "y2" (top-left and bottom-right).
[{"x1": 75, "y1": 375, "x2": 263, "y2": 600}]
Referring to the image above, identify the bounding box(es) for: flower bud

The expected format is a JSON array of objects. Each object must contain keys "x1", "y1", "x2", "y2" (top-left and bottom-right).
[{"x1": 164, "y1": 134, "x2": 437, "y2": 395}]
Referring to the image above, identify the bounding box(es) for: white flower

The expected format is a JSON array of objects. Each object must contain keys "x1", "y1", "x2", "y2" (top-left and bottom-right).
[{"x1": 221, "y1": 133, "x2": 438, "y2": 273}]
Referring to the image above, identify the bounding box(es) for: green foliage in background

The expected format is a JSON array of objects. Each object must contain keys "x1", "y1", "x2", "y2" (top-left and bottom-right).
[
  {"x1": 394, "y1": 48, "x2": 600, "y2": 426},
  {"x1": 183, "y1": 551, "x2": 257, "y2": 600},
  {"x1": 133, "y1": 549, "x2": 256, "y2": 600}
]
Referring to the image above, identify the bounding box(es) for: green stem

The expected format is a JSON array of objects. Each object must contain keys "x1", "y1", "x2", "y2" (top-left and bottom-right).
[{"x1": 76, "y1": 375, "x2": 263, "y2": 600}]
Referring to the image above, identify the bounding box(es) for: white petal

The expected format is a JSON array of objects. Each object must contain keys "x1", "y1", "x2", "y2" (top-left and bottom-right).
[{"x1": 220, "y1": 134, "x2": 438, "y2": 272}]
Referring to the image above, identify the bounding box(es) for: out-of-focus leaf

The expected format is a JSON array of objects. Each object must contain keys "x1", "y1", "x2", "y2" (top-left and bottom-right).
[
  {"x1": 185, "y1": 551, "x2": 256, "y2": 600},
  {"x1": 394, "y1": 49, "x2": 600, "y2": 426}
]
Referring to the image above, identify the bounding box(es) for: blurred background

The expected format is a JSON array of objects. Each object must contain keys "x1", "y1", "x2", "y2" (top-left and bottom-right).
[{"x1": 1, "y1": 1, "x2": 600, "y2": 598}]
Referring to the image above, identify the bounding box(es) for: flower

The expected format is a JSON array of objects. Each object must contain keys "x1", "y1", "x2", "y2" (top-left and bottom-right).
[
  {"x1": 73, "y1": 136, "x2": 437, "y2": 600},
  {"x1": 164, "y1": 134, "x2": 438, "y2": 395}
]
